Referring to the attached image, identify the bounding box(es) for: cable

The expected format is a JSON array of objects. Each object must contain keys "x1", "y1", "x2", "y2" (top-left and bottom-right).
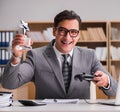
[{"x1": 83, "y1": 98, "x2": 98, "y2": 104}]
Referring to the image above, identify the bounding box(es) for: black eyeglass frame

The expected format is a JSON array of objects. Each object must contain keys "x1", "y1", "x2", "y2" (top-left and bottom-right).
[{"x1": 56, "y1": 26, "x2": 79, "y2": 38}]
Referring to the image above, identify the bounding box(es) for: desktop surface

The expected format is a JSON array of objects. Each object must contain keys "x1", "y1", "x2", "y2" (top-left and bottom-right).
[{"x1": 1, "y1": 99, "x2": 120, "y2": 112}]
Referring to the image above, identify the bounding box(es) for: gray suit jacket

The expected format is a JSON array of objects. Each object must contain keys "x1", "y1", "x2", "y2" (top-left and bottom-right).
[{"x1": 1, "y1": 40, "x2": 117, "y2": 99}]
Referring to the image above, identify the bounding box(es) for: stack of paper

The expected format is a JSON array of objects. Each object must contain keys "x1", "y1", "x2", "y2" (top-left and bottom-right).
[{"x1": 0, "y1": 92, "x2": 13, "y2": 107}]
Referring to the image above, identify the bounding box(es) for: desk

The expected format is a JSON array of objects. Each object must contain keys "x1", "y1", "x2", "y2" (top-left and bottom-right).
[{"x1": 1, "y1": 100, "x2": 120, "y2": 112}]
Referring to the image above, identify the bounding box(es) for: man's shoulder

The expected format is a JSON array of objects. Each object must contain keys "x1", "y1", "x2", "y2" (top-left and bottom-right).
[
  {"x1": 75, "y1": 46, "x2": 94, "y2": 53},
  {"x1": 74, "y1": 46, "x2": 96, "y2": 59}
]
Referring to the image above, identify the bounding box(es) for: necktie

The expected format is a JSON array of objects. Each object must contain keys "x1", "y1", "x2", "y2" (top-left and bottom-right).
[{"x1": 62, "y1": 54, "x2": 71, "y2": 93}]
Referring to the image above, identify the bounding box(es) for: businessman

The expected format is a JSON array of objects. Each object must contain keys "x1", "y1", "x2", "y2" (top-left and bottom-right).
[{"x1": 1, "y1": 10, "x2": 117, "y2": 99}]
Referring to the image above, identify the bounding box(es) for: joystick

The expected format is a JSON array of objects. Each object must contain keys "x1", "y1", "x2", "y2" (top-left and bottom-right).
[{"x1": 74, "y1": 73, "x2": 94, "y2": 81}]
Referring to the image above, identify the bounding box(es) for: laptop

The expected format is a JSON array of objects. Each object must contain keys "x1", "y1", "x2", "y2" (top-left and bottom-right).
[{"x1": 98, "y1": 75, "x2": 120, "y2": 106}]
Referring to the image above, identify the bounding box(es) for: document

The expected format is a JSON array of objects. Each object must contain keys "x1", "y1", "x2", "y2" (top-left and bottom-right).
[
  {"x1": 40, "y1": 99, "x2": 80, "y2": 104},
  {"x1": 0, "y1": 92, "x2": 13, "y2": 107}
]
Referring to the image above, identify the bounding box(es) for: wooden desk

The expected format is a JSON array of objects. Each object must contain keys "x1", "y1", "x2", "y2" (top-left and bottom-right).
[{"x1": 1, "y1": 100, "x2": 120, "y2": 112}]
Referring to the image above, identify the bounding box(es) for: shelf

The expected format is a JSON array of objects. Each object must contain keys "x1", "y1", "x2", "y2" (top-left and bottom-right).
[
  {"x1": 111, "y1": 60, "x2": 120, "y2": 63},
  {"x1": 32, "y1": 42, "x2": 50, "y2": 48},
  {"x1": 77, "y1": 41, "x2": 107, "y2": 49}
]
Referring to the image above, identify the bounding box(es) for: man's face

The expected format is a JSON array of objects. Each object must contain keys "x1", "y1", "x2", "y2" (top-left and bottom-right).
[{"x1": 53, "y1": 19, "x2": 80, "y2": 53}]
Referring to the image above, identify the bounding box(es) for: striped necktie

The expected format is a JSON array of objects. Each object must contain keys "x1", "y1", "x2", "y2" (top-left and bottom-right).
[{"x1": 62, "y1": 54, "x2": 72, "y2": 93}]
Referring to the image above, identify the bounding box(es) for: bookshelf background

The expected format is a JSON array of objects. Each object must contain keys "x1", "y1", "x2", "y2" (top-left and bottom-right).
[
  {"x1": 109, "y1": 21, "x2": 120, "y2": 81},
  {"x1": 0, "y1": 31, "x2": 16, "y2": 78},
  {"x1": 0, "y1": 21, "x2": 120, "y2": 99},
  {"x1": 28, "y1": 21, "x2": 109, "y2": 70}
]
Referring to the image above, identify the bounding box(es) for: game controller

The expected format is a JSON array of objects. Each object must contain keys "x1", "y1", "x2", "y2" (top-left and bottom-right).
[{"x1": 74, "y1": 72, "x2": 94, "y2": 81}]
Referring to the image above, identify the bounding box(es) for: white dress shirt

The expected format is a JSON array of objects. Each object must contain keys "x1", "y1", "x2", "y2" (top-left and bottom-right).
[{"x1": 53, "y1": 44, "x2": 73, "y2": 68}]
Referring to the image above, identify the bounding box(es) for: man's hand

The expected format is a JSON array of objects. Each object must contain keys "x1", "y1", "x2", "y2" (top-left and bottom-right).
[
  {"x1": 11, "y1": 34, "x2": 33, "y2": 64},
  {"x1": 93, "y1": 71, "x2": 109, "y2": 88},
  {"x1": 12, "y1": 34, "x2": 25, "y2": 57}
]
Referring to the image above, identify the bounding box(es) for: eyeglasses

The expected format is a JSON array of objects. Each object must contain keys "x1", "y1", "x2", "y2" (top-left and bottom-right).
[{"x1": 56, "y1": 27, "x2": 79, "y2": 38}]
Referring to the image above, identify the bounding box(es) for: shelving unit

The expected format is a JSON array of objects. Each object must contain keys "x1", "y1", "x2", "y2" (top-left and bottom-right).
[
  {"x1": 0, "y1": 30, "x2": 15, "y2": 77},
  {"x1": 109, "y1": 21, "x2": 120, "y2": 81},
  {"x1": 79, "y1": 21, "x2": 108, "y2": 68}
]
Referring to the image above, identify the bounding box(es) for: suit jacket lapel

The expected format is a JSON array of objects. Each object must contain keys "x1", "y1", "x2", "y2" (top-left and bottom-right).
[
  {"x1": 68, "y1": 47, "x2": 83, "y2": 94},
  {"x1": 43, "y1": 41, "x2": 66, "y2": 94}
]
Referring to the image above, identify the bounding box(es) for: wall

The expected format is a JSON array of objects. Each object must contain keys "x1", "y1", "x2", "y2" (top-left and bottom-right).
[{"x1": 0, "y1": 0, "x2": 120, "y2": 30}]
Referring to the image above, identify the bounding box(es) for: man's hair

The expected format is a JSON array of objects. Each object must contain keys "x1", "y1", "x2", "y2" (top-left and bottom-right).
[{"x1": 54, "y1": 10, "x2": 82, "y2": 30}]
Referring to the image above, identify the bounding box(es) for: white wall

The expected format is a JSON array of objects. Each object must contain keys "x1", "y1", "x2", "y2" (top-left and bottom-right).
[{"x1": 0, "y1": 0, "x2": 120, "y2": 30}]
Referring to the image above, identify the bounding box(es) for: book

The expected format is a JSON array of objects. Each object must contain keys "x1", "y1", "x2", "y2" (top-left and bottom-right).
[
  {"x1": 111, "y1": 27, "x2": 120, "y2": 40},
  {"x1": 95, "y1": 47, "x2": 103, "y2": 60},
  {"x1": 100, "y1": 47, "x2": 107, "y2": 60},
  {"x1": 27, "y1": 31, "x2": 46, "y2": 42},
  {"x1": 92, "y1": 28, "x2": 101, "y2": 40},
  {"x1": 42, "y1": 27, "x2": 55, "y2": 41},
  {"x1": 81, "y1": 30, "x2": 91, "y2": 41},
  {"x1": 110, "y1": 46, "x2": 119, "y2": 60},
  {"x1": 87, "y1": 28, "x2": 96, "y2": 40},
  {"x1": 96, "y1": 27, "x2": 106, "y2": 40}
]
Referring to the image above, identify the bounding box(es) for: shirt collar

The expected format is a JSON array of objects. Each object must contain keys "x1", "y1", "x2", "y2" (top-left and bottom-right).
[{"x1": 53, "y1": 42, "x2": 73, "y2": 58}]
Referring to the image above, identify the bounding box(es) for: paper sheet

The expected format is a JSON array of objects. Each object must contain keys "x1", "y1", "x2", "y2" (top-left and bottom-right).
[{"x1": 38, "y1": 99, "x2": 80, "y2": 104}]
